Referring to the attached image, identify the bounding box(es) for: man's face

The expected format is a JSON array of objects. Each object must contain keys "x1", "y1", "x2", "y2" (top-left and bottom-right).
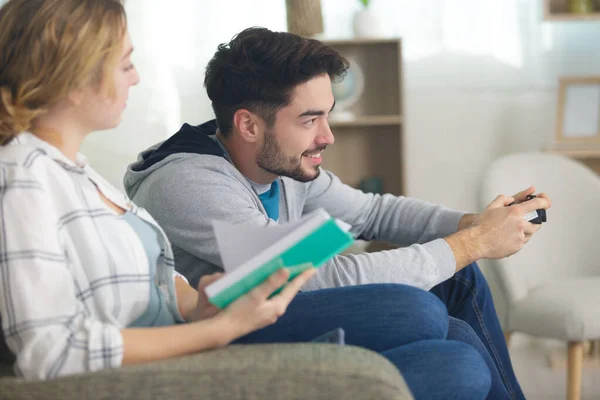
[{"x1": 256, "y1": 73, "x2": 335, "y2": 182}]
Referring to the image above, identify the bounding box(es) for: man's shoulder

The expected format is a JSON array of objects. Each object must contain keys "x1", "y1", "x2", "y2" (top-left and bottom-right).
[
  {"x1": 140, "y1": 153, "x2": 254, "y2": 201},
  {"x1": 153, "y1": 152, "x2": 241, "y2": 179}
]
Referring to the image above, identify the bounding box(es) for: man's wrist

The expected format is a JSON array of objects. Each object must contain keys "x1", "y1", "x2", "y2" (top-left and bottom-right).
[
  {"x1": 445, "y1": 227, "x2": 482, "y2": 271},
  {"x1": 457, "y1": 213, "x2": 478, "y2": 231}
]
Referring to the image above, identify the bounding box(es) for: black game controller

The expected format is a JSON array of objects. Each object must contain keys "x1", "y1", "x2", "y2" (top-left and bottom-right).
[{"x1": 507, "y1": 195, "x2": 547, "y2": 224}]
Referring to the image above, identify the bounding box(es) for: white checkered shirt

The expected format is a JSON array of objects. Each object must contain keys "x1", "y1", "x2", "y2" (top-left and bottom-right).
[{"x1": 0, "y1": 133, "x2": 185, "y2": 380}]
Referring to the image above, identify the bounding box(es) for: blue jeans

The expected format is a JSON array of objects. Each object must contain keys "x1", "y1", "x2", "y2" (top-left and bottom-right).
[
  {"x1": 234, "y1": 284, "x2": 491, "y2": 400},
  {"x1": 431, "y1": 262, "x2": 525, "y2": 400}
]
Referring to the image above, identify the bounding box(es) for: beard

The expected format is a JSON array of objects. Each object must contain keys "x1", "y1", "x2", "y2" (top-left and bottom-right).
[{"x1": 256, "y1": 129, "x2": 323, "y2": 183}]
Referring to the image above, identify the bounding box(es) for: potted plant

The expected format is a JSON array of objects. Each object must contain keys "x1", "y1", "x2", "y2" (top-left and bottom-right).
[{"x1": 353, "y1": 0, "x2": 384, "y2": 38}]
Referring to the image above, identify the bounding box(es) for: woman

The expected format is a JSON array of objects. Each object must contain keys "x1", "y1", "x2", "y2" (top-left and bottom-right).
[{"x1": 0, "y1": 1, "x2": 494, "y2": 398}]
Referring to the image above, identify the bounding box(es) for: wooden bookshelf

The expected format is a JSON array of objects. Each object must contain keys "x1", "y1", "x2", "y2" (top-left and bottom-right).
[
  {"x1": 321, "y1": 38, "x2": 404, "y2": 253},
  {"x1": 543, "y1": 0, "x2": 600, "y2": 21},
  {"x1": 328, "y1": 115, "x2": 402, "y2": 127},
  {"x1": 321, "y1": 38, "x2": 405, "y2": 196}
]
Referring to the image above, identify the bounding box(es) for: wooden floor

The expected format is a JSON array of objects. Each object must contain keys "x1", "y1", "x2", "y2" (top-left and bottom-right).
[{"x1": 510, "y1": 334, "x2": 600, "y2": 400}]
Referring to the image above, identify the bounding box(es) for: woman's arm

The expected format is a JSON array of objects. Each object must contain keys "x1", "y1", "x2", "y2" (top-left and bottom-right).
[
  {"x1": 174, "y1": 276, "x2": 201, "y2": 321},
  {"x1": 121, "y1": 268, "x2": 316, "y2": 365},
  {"x1": 174, "y1": 273, "x2": 224, "y2": 322},
  {"x1": 120, "y1": 316, "x2": 232, "y2": 365}
]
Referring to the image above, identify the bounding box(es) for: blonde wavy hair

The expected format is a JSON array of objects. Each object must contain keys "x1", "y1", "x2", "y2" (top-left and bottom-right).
[{"x1": 0, "y1": 0, "x2": 127, "y2": 145}]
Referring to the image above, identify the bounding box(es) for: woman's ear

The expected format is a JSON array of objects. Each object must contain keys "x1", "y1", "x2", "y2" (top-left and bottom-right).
[{"x1": 67, "y1": 87, "x2": 85, "y2": 107}]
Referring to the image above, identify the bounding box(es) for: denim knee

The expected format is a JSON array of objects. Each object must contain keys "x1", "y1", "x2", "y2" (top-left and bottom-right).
[
  {"x1": 444, "y1": 341, "x2": 492, "y2": 399},
  {"x1": 383, "y1": 339, "x2": 491, "y2": 400},
  {"x1": 366, "y1": 283, "x2": 449, "y2": 340}
]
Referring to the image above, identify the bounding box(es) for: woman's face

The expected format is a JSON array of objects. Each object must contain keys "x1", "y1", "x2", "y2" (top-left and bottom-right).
[{"x1": 78, "y1": 31, "x2": 140, "y2": 131}]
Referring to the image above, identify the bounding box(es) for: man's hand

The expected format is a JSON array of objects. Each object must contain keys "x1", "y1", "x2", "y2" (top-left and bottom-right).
[
  {"x1": 447, "y1": 186, "x2": 552, "y2": 271},
  {"x1": 457, "y1": 186, "x2": 552, "y2": 231},
  {"x1": 470, "y1": 192, "x2": 550, "y2": 259},
  {"x1": 507, "y1": 186, "x2": 552, "y2": 242}
]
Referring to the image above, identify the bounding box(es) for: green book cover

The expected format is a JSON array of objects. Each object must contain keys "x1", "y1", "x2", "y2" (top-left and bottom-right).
[{"x1": 206, "y1": 212, "x2": 354, "y2": 309}]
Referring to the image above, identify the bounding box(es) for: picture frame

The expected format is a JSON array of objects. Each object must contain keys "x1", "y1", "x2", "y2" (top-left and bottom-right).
[{"x1": 555, "y1": 76, "x2": 600, "y2": 144}]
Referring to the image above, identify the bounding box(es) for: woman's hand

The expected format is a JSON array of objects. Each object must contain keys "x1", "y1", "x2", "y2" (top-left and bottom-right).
[
  {"x1": 191, "y1": 272, "x2": 225, "y2": 321},
  {"x1": 218, "y1": 267, "x2": 317, "y2": 342},
  {"x1": 125, "y1": 267, "x2": 317, "y2": 364}
]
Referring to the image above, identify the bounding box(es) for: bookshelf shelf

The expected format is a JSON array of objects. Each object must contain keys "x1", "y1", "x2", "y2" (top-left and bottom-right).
[{"x1": 328, "y1": 115, "x2": 402, "y2": 127}]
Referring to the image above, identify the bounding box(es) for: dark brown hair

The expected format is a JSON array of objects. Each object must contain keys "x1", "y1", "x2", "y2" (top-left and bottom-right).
[{"x1": 204, "y1": 27, "x2": 349, "y2": 136}]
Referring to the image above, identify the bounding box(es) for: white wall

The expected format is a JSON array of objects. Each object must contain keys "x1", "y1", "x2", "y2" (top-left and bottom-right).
[
  {"x1": 79, "y1": 0, "x2": 600, "y2": 213},
  {"x1": 4, "y1": 0, "x2": 595, "y2": 211},
  {"x1": 321, "y1": 0, "x2": 600, "y2": 211}
]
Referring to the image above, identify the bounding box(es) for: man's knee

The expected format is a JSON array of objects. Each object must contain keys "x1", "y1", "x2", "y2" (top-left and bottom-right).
[
  {"x1": 392, "y1": 340, "x2": 491, "y2": 400},
  {"x1": 443, "y1": 341, "x2": 492, "y2": 399},
  {"x1": 370, "y1": 284, "x2": 449, "y2": 340}
]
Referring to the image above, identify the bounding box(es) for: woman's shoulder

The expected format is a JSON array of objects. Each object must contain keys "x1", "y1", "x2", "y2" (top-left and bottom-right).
[{"x1": 0, "y1": 134, "x2": 71, "y2": 186}]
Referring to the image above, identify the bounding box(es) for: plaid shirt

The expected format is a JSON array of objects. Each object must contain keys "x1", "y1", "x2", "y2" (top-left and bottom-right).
[{"x1": 0, "y1": 133, "x2": 185, "y2": 380}]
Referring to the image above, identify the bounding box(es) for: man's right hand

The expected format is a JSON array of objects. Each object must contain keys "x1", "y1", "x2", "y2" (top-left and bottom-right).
[
  {"x1": 470, "y1": 194, "x2": 550, "y2": 259},
  {"x1": 445, "y1": 191, "x2": 551, "y2": 271}
]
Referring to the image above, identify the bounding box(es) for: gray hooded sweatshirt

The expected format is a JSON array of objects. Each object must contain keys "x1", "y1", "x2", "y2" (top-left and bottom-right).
[{"x1": 124, "y1": 121, "x2": 466, "y2": 290}]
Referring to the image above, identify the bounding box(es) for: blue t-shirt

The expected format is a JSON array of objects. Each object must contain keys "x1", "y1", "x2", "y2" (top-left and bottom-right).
[
  {"x1": 257, "y1": 179, "x2": 280, "y2": 221},
  {"x1": 121, "y1": 212, "x2": 177, "y2": 327}
]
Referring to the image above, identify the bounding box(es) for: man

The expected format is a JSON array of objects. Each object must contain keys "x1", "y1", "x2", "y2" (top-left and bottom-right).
[{"x1": 124, "y1": 27, "x2": 550, "y2": 399}]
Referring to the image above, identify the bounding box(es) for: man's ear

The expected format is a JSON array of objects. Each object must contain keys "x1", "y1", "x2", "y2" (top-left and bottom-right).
[{"x1": 232, "y1": 109, "x2": 265, "y2": 144}]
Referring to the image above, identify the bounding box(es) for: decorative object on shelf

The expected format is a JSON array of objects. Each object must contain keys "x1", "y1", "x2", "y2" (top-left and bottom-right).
[
  {"x1": 358, "y1": 177, "x2": 384, "y2": 194},
  {"x1": 542, "y1": 0, "x2": 600, "y2": 21},
  {"x1": 285, "y1": 0, "x2": 323, "y2": 37},
  {"x1": 330, "y1": 57, "x2": 365, "y2": 121},
  {"x1": 554, "y1": 76, "x2": 600, "y2": 145},
  {"x1": 353, "y1": 0, "x2": 385, "y2": 38},
  {"x1": 568, "y1": 0, "x2": 594, "y2": 13}
]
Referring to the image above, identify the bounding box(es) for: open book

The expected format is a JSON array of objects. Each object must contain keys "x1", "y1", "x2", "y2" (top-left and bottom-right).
[{"x1": 205, "y1": 209, "x2": 355, "y2": 308}]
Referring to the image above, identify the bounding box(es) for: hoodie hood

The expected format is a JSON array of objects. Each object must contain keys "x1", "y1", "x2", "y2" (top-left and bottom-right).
[{"x1": 124, "y1": 119, "x2": 225, "y2": 198}]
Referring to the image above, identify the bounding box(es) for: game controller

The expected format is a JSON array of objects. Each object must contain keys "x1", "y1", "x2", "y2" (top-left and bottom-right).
[{"x1": 507, "y1": 195, "x2": 547, "y2": 224}]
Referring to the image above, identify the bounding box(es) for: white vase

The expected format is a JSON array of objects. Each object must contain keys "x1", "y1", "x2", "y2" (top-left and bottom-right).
[{"x1": 352, "y1": 8, "x2": 384, "y2": 38}]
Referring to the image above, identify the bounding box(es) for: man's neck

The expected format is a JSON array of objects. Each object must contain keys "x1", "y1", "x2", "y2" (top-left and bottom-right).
[{"x1": 216, "y1": 131, "x2": 278, "y2": 185}]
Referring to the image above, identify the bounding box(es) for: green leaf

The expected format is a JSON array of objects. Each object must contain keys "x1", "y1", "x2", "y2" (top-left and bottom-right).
[{"x1": 360, "y1": 0, "x2": 370, "y2": 7}]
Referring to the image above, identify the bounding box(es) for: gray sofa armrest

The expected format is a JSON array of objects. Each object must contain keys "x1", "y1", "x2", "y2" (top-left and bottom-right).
[{"x1": 0, "y1": 344, "x2": 413, "y2": 400}]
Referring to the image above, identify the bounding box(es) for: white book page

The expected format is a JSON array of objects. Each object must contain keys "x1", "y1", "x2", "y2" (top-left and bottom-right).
[
  {"x1": 207, "y1": 209, "x2": 331, "y2": 296},
  {"x1": 213, "y1": 211, "x2": 322, "y2": 272}
]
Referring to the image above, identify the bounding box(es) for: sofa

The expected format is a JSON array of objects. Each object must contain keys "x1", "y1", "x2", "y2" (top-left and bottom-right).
[{"x1": 0, "y1": 342, "x2": 414, "y2": 400}]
